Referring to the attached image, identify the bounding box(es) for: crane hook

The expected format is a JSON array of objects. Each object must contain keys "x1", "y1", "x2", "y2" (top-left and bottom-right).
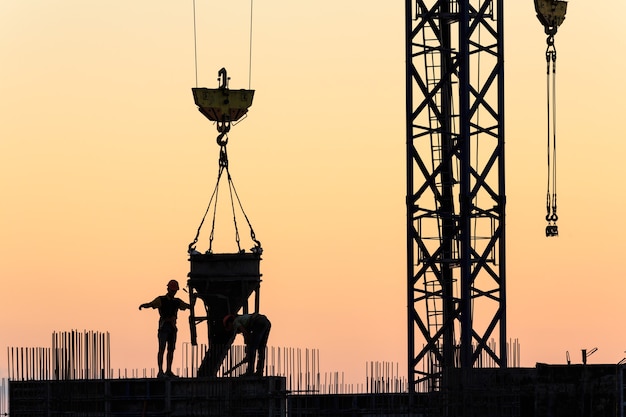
[{"x1": 218, "y1": 67, "x2": 230, "y2": 89}]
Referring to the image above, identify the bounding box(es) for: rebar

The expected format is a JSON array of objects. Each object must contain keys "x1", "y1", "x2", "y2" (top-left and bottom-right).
[{"x1": 7, "y1": 330, "x2": 111, "y2": 381}]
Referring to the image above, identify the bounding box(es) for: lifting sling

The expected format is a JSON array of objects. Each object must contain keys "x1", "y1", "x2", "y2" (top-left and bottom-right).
[{"x1": 535, "y1": 0, "x2": 567, "y2": 237}]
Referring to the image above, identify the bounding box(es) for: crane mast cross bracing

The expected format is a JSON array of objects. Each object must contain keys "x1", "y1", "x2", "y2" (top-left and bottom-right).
[{"x1": 405, "y1": 0, "x2": 506, "y2": 393}]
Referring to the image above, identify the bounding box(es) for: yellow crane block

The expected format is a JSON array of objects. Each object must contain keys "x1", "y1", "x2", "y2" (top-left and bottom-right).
[
  {"x1": 535, "y1": 0, "x2": 568, "y2": 35},
  {"x1": 192, "y1": 87, "x2": 255, "y2": 123}
]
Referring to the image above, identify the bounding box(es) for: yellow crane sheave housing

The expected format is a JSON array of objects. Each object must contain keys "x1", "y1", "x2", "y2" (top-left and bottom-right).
[
  {"x1": 535, "y1": 0, "x2": 568, "y2": 32},
  {"x1": 192, "y1": 88, "x2": 255, "y2": 122}
]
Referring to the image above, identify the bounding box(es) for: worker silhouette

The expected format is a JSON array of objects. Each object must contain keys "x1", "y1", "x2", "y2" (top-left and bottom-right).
[
  {"x1": 139, "y1": 279, "x2": 190, "y2": 378},
  {"x1": 224, "y1": 313, "x2": 271, "y2": 376}
]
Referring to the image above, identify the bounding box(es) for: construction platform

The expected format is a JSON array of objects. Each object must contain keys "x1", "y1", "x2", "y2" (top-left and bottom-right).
[
  {"x1": 9, "y1": 376, "x2": 286, "y2": 417},
  {"x1": 9, "y1": 364, "x2": 626, "y2": 417}
]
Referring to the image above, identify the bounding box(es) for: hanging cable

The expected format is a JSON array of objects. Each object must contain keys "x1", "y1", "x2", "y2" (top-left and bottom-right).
[
  {"x1": 189, "y1": 68, "x2": 260, "y2": 254},
  {"x1": 248, "y1": 0, "x2": 254, "y2": 89},
  {"x1": 192, "y1": 0, "x2": 199, "y2": 88},
  {"x1": 227, "y1": 169, "x2": 262, "y2": 251},
  {"x1": 535, "y1": 0, "x2": 567, "y2": 237},
  {"x1": 545, "y1": 35, "x2": 558, "y2": 237},
  {"x1": 188, "y1": 162, "x2": 225, "y2": 254},
  {"x1": 188, "y1": 132, "x2": 262, "y2": 255}
]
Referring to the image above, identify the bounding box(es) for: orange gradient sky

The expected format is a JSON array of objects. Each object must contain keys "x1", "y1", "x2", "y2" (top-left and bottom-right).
[{"x1": 1, "y1": 1, "x2": 625, "y2": 383}]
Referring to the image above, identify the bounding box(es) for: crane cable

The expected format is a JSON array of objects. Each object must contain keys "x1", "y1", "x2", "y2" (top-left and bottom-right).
[
  {"x1": 188, "y1": 132, "x2": 262, "y2": 255},
  {"x1": 192, "y1": 0, "x2": 198, "y2": 88},
  {"x1": 535, "y1": 0, "x2": 567, "y2": 236},
  {"x1": 191, "y1": 0, "x2": 254, "y2": 89},
  {"x1": 248, "y1": 0, "x2": 254, "y2": 89},
  {"x1": 545, "y1": 35, "x2": 558, "y2": 237}
]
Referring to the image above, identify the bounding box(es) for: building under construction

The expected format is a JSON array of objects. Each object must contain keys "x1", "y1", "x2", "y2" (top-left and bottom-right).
[
  {"x1": 7, "y1": 1, "x2": 626, "y2": 416},
  {"x1": 4, "y1": 332, "x2": 625, "y2": 415},
  {"x1": 7, "y1": 352, "x2": 626, "y2": 416}
]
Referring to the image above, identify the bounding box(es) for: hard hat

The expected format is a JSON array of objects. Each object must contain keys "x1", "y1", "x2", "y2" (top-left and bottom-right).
[{"x1": 167, "y1": 279, "x2": 179, "y2": 291}]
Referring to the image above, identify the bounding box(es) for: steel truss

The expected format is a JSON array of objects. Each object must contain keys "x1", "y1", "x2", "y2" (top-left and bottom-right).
[{"x1": 405, "y1": 0, "x2": 506, "y2": 393}]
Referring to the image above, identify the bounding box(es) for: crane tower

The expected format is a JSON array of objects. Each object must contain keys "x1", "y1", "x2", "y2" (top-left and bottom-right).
[{"x1": 405, "y1": 0, "x2": 506, "y2": 392}]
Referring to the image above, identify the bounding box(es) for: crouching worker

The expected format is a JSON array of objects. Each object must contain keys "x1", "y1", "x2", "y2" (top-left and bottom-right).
[
  {"x1": 139, "y1": 279, "x2": 190, "y2": 378},
  {"x1": 224, "y1": 313, "x2": 271, "y2": 376}
]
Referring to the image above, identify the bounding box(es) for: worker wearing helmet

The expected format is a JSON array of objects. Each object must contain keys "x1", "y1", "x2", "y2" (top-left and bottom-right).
[
  {"x1": 224, "y1": 313, "x2": 271, "y2": 377},
  {"x1": 139, "y1": 279, "x2": 190, "y2": 378}
]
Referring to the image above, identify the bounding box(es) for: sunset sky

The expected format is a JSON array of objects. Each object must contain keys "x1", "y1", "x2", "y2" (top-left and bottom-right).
[{"x1": 1, "y1": 1, "x2": 625, "y2": 384}]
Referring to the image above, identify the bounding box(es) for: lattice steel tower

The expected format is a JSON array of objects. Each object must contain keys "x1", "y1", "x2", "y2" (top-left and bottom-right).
[{"x1": 405, "y1": 0, "x2": 506, "y2": 393}]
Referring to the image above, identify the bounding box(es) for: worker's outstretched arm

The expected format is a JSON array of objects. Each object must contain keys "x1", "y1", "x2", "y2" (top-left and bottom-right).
[{"x1": 138, "y1": 297, "x2": 161, "y2": 310}]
